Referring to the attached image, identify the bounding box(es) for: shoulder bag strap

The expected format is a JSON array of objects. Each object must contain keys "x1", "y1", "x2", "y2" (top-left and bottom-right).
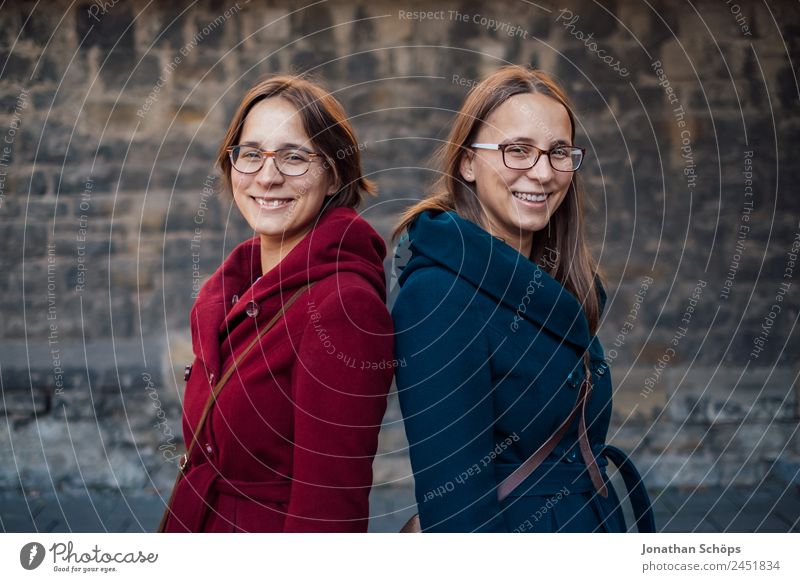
[
  {"x1": 157, "y1": 282, "x2": 313, "y2": 532},
  {"x1": 496, "y1": 351, "x2": 608, "y2": 501}
]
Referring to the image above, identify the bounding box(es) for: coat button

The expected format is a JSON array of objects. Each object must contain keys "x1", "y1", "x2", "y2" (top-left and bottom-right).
[
  {"x1": 231, "y1": 294, "x2": 239, "y2": 306},
  {"x1": 564, "y1": 449, "x2": 577, "y2": 463},
  {"x1": 183, "y1": 364, "x2": 192, "y2": 381},
  {"x1": 205, "y1": 443, "x2": 213, "y2": 455},
  {"x1": 245, "y1": 300, "x2": 260, "y2": 318}
]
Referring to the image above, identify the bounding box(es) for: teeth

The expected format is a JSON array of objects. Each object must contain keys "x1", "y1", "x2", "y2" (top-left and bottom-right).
[
  {"x1": 254, "y1": 197, "x2": 292, "y2": 208},
  {"x1": 513, "y1": 191, "x2": 548, "y2": 202}
]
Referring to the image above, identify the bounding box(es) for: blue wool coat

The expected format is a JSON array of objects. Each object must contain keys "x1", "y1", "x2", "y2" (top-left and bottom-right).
[{"x1": 392, "y1": 210, "x2": 654, "y2": 533}]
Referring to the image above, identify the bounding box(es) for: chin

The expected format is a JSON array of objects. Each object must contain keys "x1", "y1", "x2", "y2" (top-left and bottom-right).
[
  {"x1": 243, "y1": 215, "x2": 287, "y2": 237},
  {"x1": 514, "y1": 204, "x2": 563, "y2": 233},
  {"x1": 506, "y1": 210, "x2": 550, "y2": 234},
  {"x1": 525, "y1": 215, "x2": 554, "y2": 232}
]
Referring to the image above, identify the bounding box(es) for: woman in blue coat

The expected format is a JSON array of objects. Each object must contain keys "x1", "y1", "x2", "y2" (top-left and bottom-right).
[{"x1": 392, "y1": 66, "x2": 655, "y2": 533}]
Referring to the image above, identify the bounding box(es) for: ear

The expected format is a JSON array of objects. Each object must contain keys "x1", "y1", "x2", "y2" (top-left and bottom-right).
[
  {"x1": 325, "y1": 159, "x2": 339, "y2": 196},
  {"x1": 459, "y1": 152, "x2": 475, "y2": 183}
]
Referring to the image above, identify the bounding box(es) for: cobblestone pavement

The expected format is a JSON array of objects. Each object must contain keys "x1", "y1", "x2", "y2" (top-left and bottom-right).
[{"x1": 1, "y1": 477, "x2": 797, "y2": 533}]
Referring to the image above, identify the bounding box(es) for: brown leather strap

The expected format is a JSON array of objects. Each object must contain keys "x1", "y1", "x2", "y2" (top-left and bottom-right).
[
  {"x1": 577, "y1": 353, "x2": 608, "y2": 497},
  {"x1": 157, "y1": 283, "x2": 313, "y2": 532},
  {"x1": 496, "y1": 352, "x2": 607, "y2": 501},
  {"x1": 183, "y1": 283, "x2": 313, "y2": 467}
]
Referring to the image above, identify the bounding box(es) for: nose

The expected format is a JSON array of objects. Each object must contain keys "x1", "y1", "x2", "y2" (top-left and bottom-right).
[
  {"x1": 524, "y1": 153, "x2": 556, "y2": 182},
  {"x1": 254, "y1": 155, "x2": 285, "y2": 186}
]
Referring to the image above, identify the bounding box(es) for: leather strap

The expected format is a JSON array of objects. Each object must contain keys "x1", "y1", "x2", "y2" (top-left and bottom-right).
[
  {"x1": 496, "y1": 352, "x2": 607, "y2": 501},
  {"x1": 157, "y1": 283, "x2": 313, "y2": 532},
  {"x1": 577, "y1": 353, "x2": 608, "y2": 497}
]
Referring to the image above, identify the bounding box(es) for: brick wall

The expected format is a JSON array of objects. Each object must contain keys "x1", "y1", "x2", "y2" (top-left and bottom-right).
[{"x1": 0, "y1": 0, "x2": 798, "y2": 494}]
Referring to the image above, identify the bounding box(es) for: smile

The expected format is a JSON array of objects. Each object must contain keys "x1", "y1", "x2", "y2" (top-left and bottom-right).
[
  {"x1": 512, "y1": 191, "x2": 550, "y2": 204},
  {"x1": 251, "y1": 196, "x2": 295, "y2": 210}
]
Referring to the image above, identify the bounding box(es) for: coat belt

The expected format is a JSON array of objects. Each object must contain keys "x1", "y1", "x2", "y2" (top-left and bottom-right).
[{"x1": 167, "y1": 463, "x2": 291, "y2": 532}]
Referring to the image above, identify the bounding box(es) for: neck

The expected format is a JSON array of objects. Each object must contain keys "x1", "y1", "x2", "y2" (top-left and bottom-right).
[
  {"x1": 515, "y1": 235, "x2": 533, "y2": 259},
  {"x1": 495, "y1": 231, "x2": 533, "y2": 258},
  {"x1": 259, "y1": 231, "x2": 306, "y2": 276},
  {"x1": 482, "y1": 216, "x2": 533, "y2": 258}
]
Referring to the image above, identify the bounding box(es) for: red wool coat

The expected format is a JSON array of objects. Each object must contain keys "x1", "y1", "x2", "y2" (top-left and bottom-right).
[{"x1": 162, "y1": 207, "x2": 395, "y2": 532}]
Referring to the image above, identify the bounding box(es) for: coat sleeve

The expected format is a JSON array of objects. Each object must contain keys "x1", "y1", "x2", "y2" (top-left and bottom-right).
[
  {"x1": 283, "y1": 285, "x2": 393, "y2": 532},
  {"x1": 392, "y1": 268, "x2": 508, "y2": 532}
]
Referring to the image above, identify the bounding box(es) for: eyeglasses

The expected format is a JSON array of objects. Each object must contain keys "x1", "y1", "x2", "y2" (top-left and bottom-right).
[
  {"x1": 226, "y1": 145, "x2": 324, "y2": 176},
  {"x1": 470, "y1": 143, "x2": 585, "y2": 172}
]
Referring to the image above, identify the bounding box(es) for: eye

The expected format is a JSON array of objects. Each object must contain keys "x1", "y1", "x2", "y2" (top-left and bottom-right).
[
  {"x1": 239, "y1": 148, "x2": 261, "y2": 159},
  {"x1": 280, "y1": 149, "x2": 311, "y2": 163},
  {"x1": 505, "y1": 144, "x2": 531, "y2": 156},
  {"x1": 550, "y1": 147, "x2": 569, "y2": 158}
]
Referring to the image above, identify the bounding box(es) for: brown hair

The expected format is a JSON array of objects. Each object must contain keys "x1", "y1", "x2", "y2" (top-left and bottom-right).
[
  {"x1": 217, "y1": 74, "x2": 375, "y2": 209},
  {"x1": 393, "y1": 65, "x2": 604, "y2": 335}
]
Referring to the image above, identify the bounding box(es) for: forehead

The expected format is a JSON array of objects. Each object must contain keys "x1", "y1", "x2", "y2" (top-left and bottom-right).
[
  {"x1": 479, "y1": 92, "x2": 572, "y2": 144},
  {"x1": 239, "y1": 96, "x2": 311, "y2": 146}
]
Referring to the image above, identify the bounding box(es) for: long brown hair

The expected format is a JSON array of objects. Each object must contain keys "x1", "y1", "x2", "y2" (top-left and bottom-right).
[
  {"x1": 393, "y1": 65, "x2": 604, "y2": 334},
  {"x1": 217, "y1": 74, "x2": 375, "y2": 209}
]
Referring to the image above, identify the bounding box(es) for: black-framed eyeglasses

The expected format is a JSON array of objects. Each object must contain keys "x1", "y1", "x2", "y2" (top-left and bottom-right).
[
  {"x1": 470, "y1": 143, "x2": 585, "y2": 172},
  {"x1": 227, "y1": 145, "x2": 324, "y2": 176}
]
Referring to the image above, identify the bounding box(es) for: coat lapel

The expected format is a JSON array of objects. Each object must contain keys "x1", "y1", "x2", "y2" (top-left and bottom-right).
[{"x1": 189, "y1": 237, "x2": 261, "y2": 381}]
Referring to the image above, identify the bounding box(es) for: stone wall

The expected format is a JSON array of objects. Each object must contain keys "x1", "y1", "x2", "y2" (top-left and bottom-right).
[{"x1": 0, "y1": 0, "x2": 798, "y2": 496}]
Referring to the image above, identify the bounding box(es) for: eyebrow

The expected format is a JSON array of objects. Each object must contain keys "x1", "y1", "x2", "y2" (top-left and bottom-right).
[
  {"x1": 237, "y1": 140, "x2": 314, "y2": 151},
  {"x1": 500, "y1": 137, "x2": 572, "y2": 147}
]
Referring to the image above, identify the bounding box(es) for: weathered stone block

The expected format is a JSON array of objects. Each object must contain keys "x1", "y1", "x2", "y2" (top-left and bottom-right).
[{"x1": 667, "y1": 366, "x2": 798, "y2": 424}]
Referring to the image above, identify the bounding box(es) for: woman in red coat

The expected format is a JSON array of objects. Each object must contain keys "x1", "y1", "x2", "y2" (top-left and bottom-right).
[{"x1": 160, "y1": 76, "x2": 395, "y2": 532}]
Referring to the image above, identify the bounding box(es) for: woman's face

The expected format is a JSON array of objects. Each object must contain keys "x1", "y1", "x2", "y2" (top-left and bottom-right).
[
  {"x1": 231, "y1": 96, "x2": 336, "y2": 246},
  {"x1": 459, "y1": 92, "x2": 575, "y2": 250}
]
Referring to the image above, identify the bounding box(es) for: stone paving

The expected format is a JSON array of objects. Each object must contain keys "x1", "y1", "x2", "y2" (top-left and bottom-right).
[{"x1": 2, "y1": 477, "x2": 797, "y2": 533}]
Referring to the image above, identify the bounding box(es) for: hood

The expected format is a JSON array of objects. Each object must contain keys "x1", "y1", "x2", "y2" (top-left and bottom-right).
[
  {"x1": 398, "y1": 210, "x2": 606, "y2": 357},
  {"x1": 190, "y1": 206, "x2": 388, "y2": 376}
]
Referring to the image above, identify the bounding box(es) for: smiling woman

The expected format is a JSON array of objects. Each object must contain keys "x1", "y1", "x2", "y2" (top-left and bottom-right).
[
  {"x1": 218, "y1": 76, "x2": 376, "y2": 274},
  {"x1": 158, "y1": 75, "x2": 394, "y2": 533},
  {"x1": 392, "y1": 65, "x2": 655, "y2": 533},
  {"x1": 227, "y1": 96, "x2": 338, "y2": 273}
]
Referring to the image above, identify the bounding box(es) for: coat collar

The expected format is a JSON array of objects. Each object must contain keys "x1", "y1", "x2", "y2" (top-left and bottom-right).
[
  {"x1": 399, "y1": 210, "x2": 606, "y2": 357},
  {"x1": 190, "y1": 207, "x2": 388, "y2": 379}
]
